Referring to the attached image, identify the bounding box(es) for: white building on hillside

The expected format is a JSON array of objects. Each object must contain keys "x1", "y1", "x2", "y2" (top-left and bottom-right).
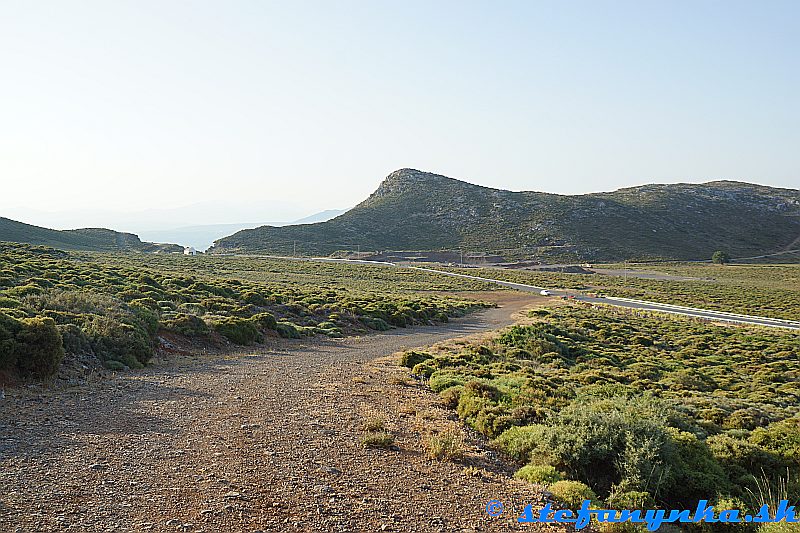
[{"x1": 184, "y1": 247, "x2": 197, "y2": 256}]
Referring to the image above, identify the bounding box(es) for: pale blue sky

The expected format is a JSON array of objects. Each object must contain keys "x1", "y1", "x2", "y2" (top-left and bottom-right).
[{"x1": 1, "y1": 1, "x2": 797, "y2": 230}]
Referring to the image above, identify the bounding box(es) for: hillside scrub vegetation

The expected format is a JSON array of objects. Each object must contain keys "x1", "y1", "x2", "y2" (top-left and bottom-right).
[
  {"x1": 0, "y1": 243, "x2": 488, "y2": 380},
  {"x1": 210, "y1": 169, "x2": 800, "y2": 262},
  {"x1": 400, "y1": 303, "x2": 800, "y2": 512},
  {"x1": 84, "y1": 251, "x2": 502, "y2": 293}
]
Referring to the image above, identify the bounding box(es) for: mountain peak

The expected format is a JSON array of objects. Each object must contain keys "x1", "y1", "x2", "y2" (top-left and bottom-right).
[
  {"x1": 370, "y1": 169, "x2": 434, "y2": 200},
  {"x1": 371, "y1": 169, "x2": 462, "y2": 201}
]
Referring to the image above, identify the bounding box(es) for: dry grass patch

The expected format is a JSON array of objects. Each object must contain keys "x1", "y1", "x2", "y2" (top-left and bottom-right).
[
  {"x1": 389, "y1": 375, "x2": 411, "y2": 386},
  {"x1": 361, "y1": 432, "x2": 395, "y2": 449},
  {"x1": 423, "y1": 428, "x2": 465, "y2": 461},
  {"x1": 362, "y1": 415, "x2": 385, "y2": 432},
  {"x1": 399, "y1": 403, "x2": 417, "y2": 416}
]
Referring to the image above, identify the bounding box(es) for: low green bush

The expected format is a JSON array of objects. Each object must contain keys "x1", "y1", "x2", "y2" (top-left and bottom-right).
[
  {"x1": 15, "y1": 317, "x2": 64, "y2": 378},
  {"x1": 440, "y1": 385, "x2": 464, "y2": 408},
  {"x1": 86, "y1": 315, "x2": 151, "y2": 367},
  {"x1": 0, "y1": 313, "x2": 63, "y2": 379},
  {"x1": 57, "y1": 323, "x2": 92, "y2": 355},
  {"x1": 212, "y1": 317, "x2": 261, "y2": 345},
  {"x1": 411, "y1": 361, "x2": 436, "y2": 378},
  {"x1": 429, "y1": 372, "x2": 464, "y2": 392},
  {"x1": 105, "y1": 359, "x2": 126, "y2": 371},
  {"x1": 548, "y1": 480, "x2": 597, "y2": 508},
  {"x1": 514, "y1": 464, "x2": 562, "y2": 484},
  {"x1": 250, "y1": 312, "x2": 278, "y2": 330},
  {"x1": 494, "y1": 425, "x2": 548, "y2": 462},
  {"x1": 162, "y1": 313, "x2": 209, "y2": 336},
  {"x1": 0, "y1": 297, "x2": 21, "y2": 309},
  {"x1": 749, "y1": 419, "x2": 800, "y2": 464},
  {"x1": 276, "y1": 321, "x2": 301, "y2": 339},
  {"x1": 361, "y1": 432, "x2": 394, "y2": 449},
  {"x1": 0, "y1": 311, "x2": 21, "y2": 371},
  {"x1": 400, "y1": 350, "x2": 432, "y2": 369}
]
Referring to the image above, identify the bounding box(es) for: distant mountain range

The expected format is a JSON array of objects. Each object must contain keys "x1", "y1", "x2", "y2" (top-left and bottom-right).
[
  {"x1": 0, "y1": 209, "x2": 348, "y2": 253},
  {"x1": 0, "y1": 217, "x2": 182, "y2": 253},
  {"x1": 209, "y1": 168, "x2": 800, "y2": 261},
  {"x1": 138, "y1": 210, "x2": 347, "y2": 250}
]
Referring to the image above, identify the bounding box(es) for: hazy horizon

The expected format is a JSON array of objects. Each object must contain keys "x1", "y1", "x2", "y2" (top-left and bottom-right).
[{"x1": 2, "y1": 1, "x2": 798, "y2": 229}]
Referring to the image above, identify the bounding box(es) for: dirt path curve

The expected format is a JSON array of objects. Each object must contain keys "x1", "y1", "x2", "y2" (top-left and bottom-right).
[{"x1": 1, "y1": 293, "x2": 555, "y2": 533}]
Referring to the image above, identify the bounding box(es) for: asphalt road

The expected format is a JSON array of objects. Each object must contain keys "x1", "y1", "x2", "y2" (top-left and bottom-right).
[
  {"x1": 408, "y1": 266, "x2": 800, "y2": 331},
  {"x1": 223, "y1": 255, "x2": 800, "y2": 331}
]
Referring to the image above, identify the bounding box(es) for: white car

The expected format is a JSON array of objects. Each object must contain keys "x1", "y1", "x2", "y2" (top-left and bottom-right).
[{"x1": 539, "y1": 290, "x2": 551, "y2": 296}]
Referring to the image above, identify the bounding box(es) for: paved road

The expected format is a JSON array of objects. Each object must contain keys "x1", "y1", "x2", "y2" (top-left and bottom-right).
[
  {"x1": 409, "y1": 266, "x2": 800, "y2": 331},
  {"x1": 221, "y1": 254, "x2": 800, "y2": 331}
]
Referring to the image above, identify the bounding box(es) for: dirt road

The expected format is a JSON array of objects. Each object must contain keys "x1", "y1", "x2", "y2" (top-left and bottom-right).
[{"x1": 0, "y1": 293, "x2": 554, "y2": 532}]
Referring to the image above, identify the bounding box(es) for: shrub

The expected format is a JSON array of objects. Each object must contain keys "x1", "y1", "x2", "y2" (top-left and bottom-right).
[
  {"x1": 494, "y1": 425, "x2": 548, "y2": 462},
  {"x1": 423, "y1": 429, "x2": 464, "y2": 461},
  {"x1": 548, "y1": 480, "x2": 597, "y2": 508},
  {"x1": 474, "y1": 404, "x2": 519, "y2": 438},
  {"x1": 515, "y1": 464, "x2": 562, "y2": 484},
  {"x1": 429, "y1": 372, "x2": 464, "y2": 392},
  {"x1": 276, "y1": 321, "x2": 301, "y2": 339},
  {"x1": 363, "y1": 416, "x2": 385, "y2": 432},
  {"x1": 604, "y1": 490, "x2": 655, "y2": 510},
  {"x1": 0, "y1": 297, "x2": 21, "y2": 309},
  {"x1": 127, "y1": 297, "x2": 160, "y2": 311},
  {"x1": 667, "y1": 429, "x2": 731, "y2": 506},
  {"x1": 707, "y1": 434, "x2": 786, "y2": 490},
  {"x1": 363, "y1": 317, "x2": 391, "y2": 331},
  {"x1": 250, "y1": 312, "x2": 278, "y2": 330},
  {"x1": 86, "y1": 315, "x2": 152, "y2": 367},
  {"x1": 162, "y1": 313, "x2": 209, "y2": 336},
  {"x1": 14, "y1": 317, "x2": 64, "y2": 379},
  {"x1": 713, "y1": 496, "x2": 751, "y2": 532},
  {"x1": 130, "y1": 303, "x2": 159, "y2": 336},
  {"x1": 0, "y1": 312, "x2": 22, "y2": 371},
  {"x1": 105, "y1": 359, "x2": 126, "y2": 371},
  {"x1": 57, "y1": 324, "x2": 92, "y2": 355},
  {"x1": 411, "y1": 361, "x2": 436, "y2": 378},
  {"x1": 749, "y1": 419, "x2": 800, "y2": 464},
  {"x1": 242, "y1": 290, "x2": 270, "y2": 306},
  {"x1": 400, "y1": 350, "x2": 432, "y2": 369},
  {"x1": 212, "y1": 317, "x2": 261, "y2": 345},
  {"x1": 5, "y1": 284, "x2": 44, "y2": 298},
  {"x1": 361, "y1": 432, "x2": 394, "y2": 449},
  {"x1": 440, "y1": 385, "x2": 464, "y2": 408}
]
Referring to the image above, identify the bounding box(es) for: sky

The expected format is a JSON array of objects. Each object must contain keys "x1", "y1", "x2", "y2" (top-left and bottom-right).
[{"x1": 1, "y1": 0, "x2": 798, "y2": 231}]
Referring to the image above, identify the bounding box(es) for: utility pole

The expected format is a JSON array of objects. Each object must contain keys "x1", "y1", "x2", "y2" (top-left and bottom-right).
[
  {"x1": 624, "y1": 260, "x2": 627, "y2": 284},
  {"x1": 460, "y1": 249, "x2": 464, "y2": 266},
  {"x1": 293, "y1": 240, "x2": 297, "y2": 257}
]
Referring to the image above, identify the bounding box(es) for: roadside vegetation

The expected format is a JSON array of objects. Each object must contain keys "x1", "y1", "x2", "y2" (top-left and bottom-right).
[
  {"x1": 0, "y1": 243, "x2": 489, "y2": 381},
  {"x1": 429, "y1": 263, "x2": 800, "y2": 321},
  {"x1": 400, "y1": 303, "x2": 800, "y2": 515},
  {"x1": 85, "y1": 252, "x2": 501, "y2": 293}
]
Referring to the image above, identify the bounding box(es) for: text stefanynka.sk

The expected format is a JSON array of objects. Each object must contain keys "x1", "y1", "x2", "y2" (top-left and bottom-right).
[{"x1": 484, "y1": 499, "x2": 798, "y2": 530}]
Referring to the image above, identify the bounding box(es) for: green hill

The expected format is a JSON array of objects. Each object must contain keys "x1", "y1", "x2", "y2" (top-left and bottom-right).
[
  {"x1": 210, "y1": 169, "x2": 800, "y2": 261},
  {"x1": 0, "y1": 217, "x2": 182, "y2": 253}
]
